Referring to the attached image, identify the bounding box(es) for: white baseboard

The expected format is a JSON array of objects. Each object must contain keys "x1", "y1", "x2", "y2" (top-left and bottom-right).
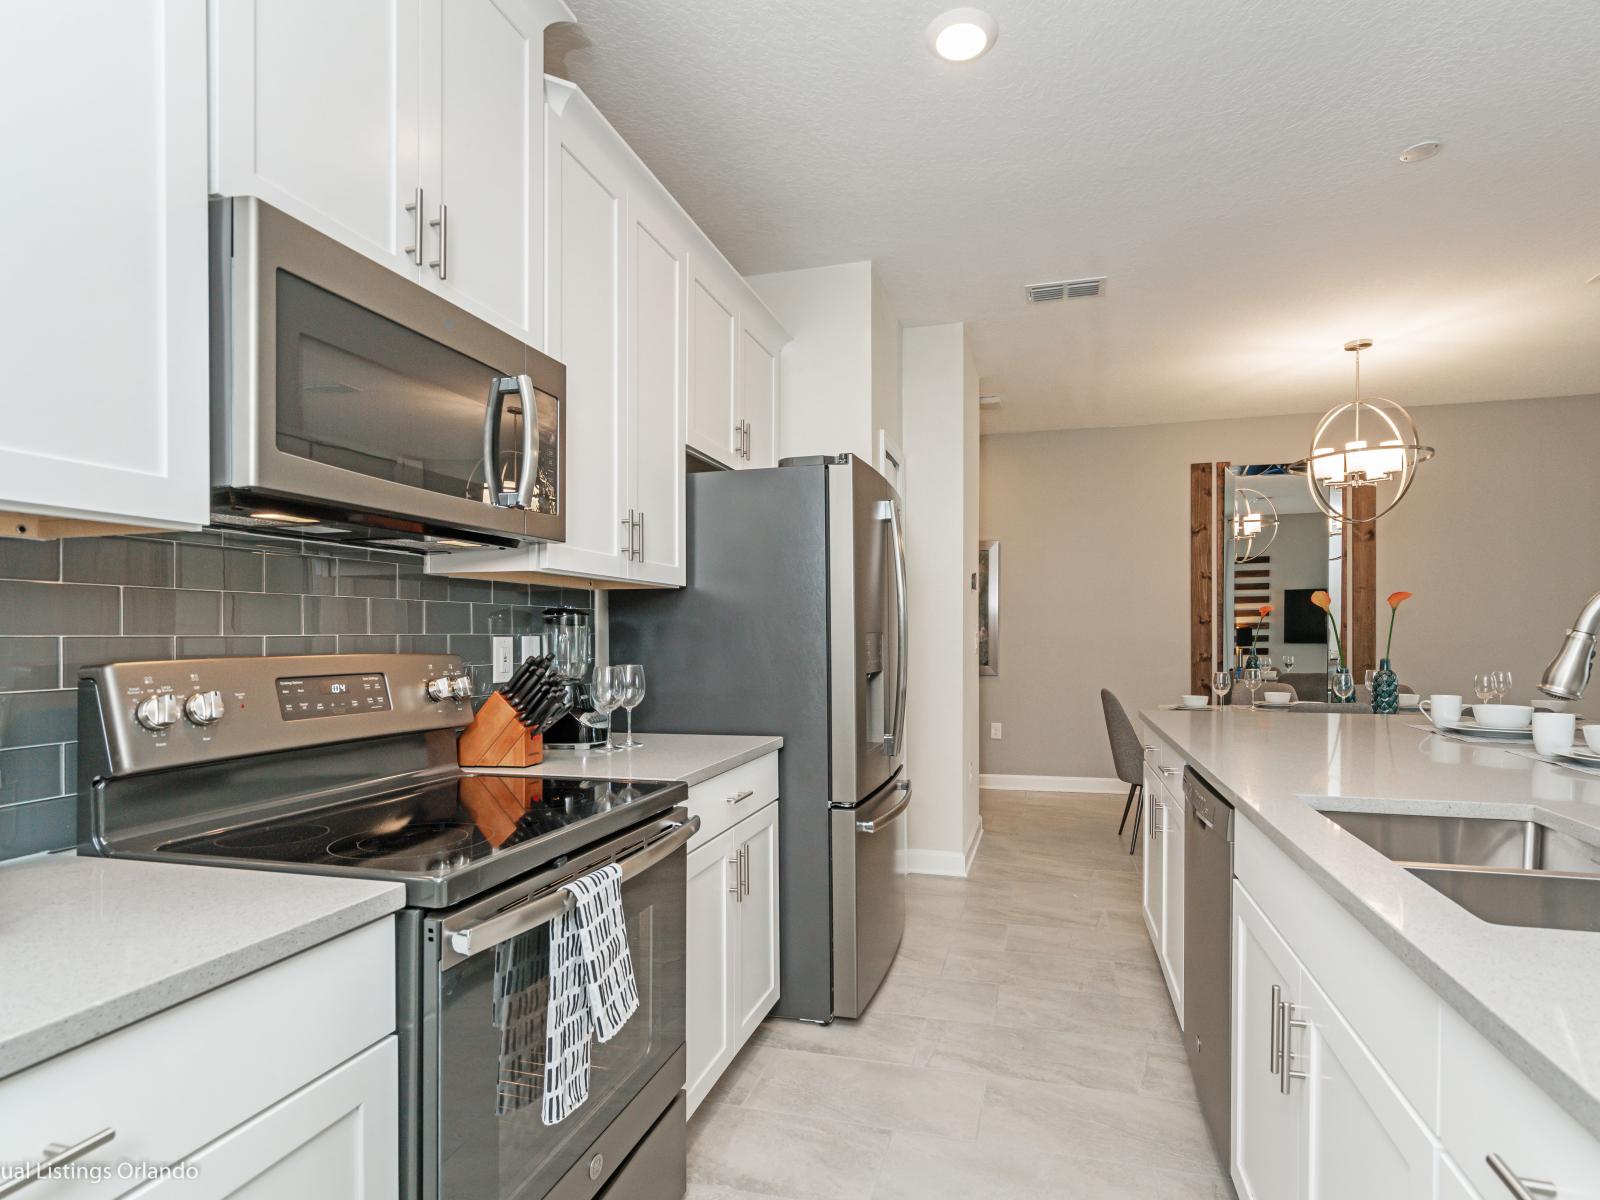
[
  {"x1": 901, "y1": 818, "x2": 987, "y2": 878},
  {"x1": 963, "y1": 818, "x2": 984, "y2": 873},
  {"x1": 979, "y1": 773, "x2": 1124, "y2": 794}
]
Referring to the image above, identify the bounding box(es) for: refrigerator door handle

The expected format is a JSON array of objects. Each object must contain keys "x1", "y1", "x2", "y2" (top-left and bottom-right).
[
  {"x1": 878, "y1": 499, "x2": 910, "y2": 757},
  {"x1": 856, "y1": 778, "x2": 912, "y2": 833}
]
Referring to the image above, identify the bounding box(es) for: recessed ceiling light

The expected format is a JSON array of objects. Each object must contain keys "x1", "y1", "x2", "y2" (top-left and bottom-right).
[
  {"x1": 927, "y1": 8, "x2": 998, "y2": 62},
  {"x1": 1398, "y1": 141, "x2": 1442, "y2": 163}
]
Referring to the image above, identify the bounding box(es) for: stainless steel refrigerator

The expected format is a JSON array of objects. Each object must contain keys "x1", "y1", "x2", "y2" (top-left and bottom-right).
[{"x1": 609, "y1": 454, "x2": 911, "y2": 1022}]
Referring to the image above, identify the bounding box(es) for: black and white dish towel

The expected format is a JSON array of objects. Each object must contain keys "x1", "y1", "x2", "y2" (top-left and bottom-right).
[{"x1": 542, "y1": 863, "x2": 640, "y2": 1125}]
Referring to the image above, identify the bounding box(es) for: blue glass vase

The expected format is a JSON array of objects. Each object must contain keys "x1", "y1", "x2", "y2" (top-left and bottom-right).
[{"x1": 1372, "y1": 659, "x2": 1400, "y2": 714}]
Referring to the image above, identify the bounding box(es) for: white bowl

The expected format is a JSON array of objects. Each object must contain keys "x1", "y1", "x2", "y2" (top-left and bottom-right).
[
  {"x1": 1259, "y1": 693, "x2": 1292, "y2": 706},
  {"x1": 1179, "y1": 694, "x2": 1208, "y2": 710},
  {"x1": 1473, "y1": 703, "x2": 1533, "y2": 731},
  {"x1": 1397, "y1": 693, "x2": 1420, "y2": 708},
  {"x1": 1584, "y1": 724, "x2": 1600, "y2": 754}
]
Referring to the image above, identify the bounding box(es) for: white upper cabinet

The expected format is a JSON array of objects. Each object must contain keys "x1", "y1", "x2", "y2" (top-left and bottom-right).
[
  {"x1": 0, "y1": 0, "x2": 209, "y2": 532},
  {"x1": 210, "y1": 0, "x2": 423, "y2": 277},
  {"x1": 212, "y1": 0, "x2": 569, "y2": 344},
  {"x1": 419, "y1": 0, "x2": 544, "y2": 338},
  {"x1": 688, "y1": 261, "x2": 742, "y2": 469}
]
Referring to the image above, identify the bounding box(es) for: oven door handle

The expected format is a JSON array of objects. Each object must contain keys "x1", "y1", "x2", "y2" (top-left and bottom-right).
[{"x1": 445, "y1": 815, "x2": 699, "y2": 960}]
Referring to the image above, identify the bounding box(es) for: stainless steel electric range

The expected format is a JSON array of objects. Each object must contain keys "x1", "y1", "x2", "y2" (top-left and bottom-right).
[{"x1": 76, "y1": 653, "x2": 693, "y2": 1200}]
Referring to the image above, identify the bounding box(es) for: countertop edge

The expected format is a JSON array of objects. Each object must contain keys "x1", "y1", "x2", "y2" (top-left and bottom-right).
[
  {"x1": 481, "y1": 734, "x2": 784, "y2": 786},
  {"x1": 674, "y1": 738, "x2": 784, "y2": 785},
  {"x1": 1142, "y1": 713, "x2": 1600, "y2": 1141},
  {"x1": 0, "y1": 885, "x2": 404, "y2": 1081}
]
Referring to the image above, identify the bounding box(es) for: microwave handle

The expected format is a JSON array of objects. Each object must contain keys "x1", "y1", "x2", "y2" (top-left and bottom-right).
[{"x1": 482, "y1": 374, "x2": 538, "y2": 508}]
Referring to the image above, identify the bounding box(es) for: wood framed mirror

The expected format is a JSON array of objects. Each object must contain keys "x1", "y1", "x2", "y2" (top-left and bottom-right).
[{"x1": 1189, "y1": 461, "x2": 1376, "y2": 698}]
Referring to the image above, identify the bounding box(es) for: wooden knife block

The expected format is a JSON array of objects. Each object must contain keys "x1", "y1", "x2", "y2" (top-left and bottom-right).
[{"x1": 458, "y1": 691, "x2": 543, "y2": 768}]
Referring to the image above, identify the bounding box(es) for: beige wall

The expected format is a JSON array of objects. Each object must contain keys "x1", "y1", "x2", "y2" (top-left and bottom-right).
[{"x1": 978, "y1": 394, "x2": 1600, "y2": 779}]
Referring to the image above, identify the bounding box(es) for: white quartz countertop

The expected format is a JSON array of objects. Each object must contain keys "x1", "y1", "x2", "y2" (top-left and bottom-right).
[
  {"x1": 0, "y1": 854, "x2": 404, "y2": 1080},
  {"x1": 477, "y1": 732, "x2": 782, "y2": 787},
  {"x1": 1142, "y1": 708, "x2": 1600, "y2": 1136}
]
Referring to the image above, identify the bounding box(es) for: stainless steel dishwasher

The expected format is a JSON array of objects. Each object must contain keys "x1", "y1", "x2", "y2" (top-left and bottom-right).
[{"x1": 1184, "y1": 767, "x2": 1234, "y2": 1165}]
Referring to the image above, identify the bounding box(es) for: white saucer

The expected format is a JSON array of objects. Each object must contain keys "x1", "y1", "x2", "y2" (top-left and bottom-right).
[{"x1": 1438, "y1": 718, "x2": 1533, "y2": 741}]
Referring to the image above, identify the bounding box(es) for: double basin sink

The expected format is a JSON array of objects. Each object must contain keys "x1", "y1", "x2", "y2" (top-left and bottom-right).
[{"x1": 1322, "y1": 810, "x2": 1600, "y2": 933}]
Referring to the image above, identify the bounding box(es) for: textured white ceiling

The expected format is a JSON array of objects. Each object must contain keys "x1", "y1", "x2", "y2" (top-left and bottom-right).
[{"x1": 548, "y1": 0, "x2": 1600, "y2": 433}]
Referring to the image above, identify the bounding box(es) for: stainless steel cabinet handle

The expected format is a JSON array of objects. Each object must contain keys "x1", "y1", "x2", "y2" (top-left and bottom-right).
[
  {"x1": 1194, "y1": 805, "x2": 1215, "y2": 830},
  {"x1": 740, "y1": 845, "x2": 750, "y2": 898},
  {"x1": 429, "y1": 203, "x2": 448, "y2": 278},
  {"x1": 1142, "y1": 744, "x2": 1157, "y2": 756},
  {"x1": 727, "y1": 789, "x2": 755, "y2": 805},
  {"x1": 0, "y1": 1128, "x2": 116, "y2": 1197},
  {"x1": 620, "y1": 510, "x2": 635, "y2": 559},
  {"x1": 733, "y1": 421, "x2": 744, "y2": 459},
  {"x1": 1279, "y1": 1001, "x2": 1308, "y2": 1094},
  {"x1": 1485, "y1": 1154, "x2": 1558, "y2": 1199},
  {"x1": 1159, "y1": 765, "x2": 1182, "y2": 778},
  {"x1": 1269, "y1": 984, "x2": 1283, "y2": 1074},
  {"x1": 1151, "y1": 798, "x2": 1163, "y2": 836},
  {"x1": 404, "y1": 187, "x2": 423, "y2": 265},
  {"x1": 633, "y1": 510, "x2": 643, "y2": 560},
  {"x1": 728, "y1": 854, "x2": 740, "y2": 897}
]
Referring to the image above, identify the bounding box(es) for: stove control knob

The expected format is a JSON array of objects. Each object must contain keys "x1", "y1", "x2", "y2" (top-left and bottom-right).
[
  {"x1": 449, "y1": 675, "x2": 473, "y2": 700},
  {"x1": 134, "y1": 693, "x2": 181, "y2": 732},
  {"x1": 425, "y1": 675, "x2": 455, "y2": 702},
  {"x1": 183, "y1": 689, "x2": 225, "y2": 726}
]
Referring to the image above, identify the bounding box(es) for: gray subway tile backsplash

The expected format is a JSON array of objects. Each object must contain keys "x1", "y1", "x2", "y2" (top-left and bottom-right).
[{"x1": 0, "y1": 529, "x2": 587, "y2": 862}]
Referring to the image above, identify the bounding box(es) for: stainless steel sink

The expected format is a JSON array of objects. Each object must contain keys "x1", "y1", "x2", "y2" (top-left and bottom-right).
[
  {"x1": 1321, "y1": 810, "x2": 1600, "y2": 874},
  {"x1": 1406, "y1": 866, "x2": 1600, "y2": 933},
  {"x1": 1320, "y1": 809, "x2": 1600, "y2": 931}
]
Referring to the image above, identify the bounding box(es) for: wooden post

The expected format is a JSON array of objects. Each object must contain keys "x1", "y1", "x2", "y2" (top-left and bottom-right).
[
  {"x1": 1190, "y1": 462, "x2": 1227, "y2": 696},
  {"x1": 1344, "y1": 488, "x2": 1378, "y2": 676}
]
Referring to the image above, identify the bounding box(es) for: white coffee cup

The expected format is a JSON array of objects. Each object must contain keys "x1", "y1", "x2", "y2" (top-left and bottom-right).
[
  {"x1": 1474, "y1": 704, "x2": 1534, "y2": 731},
  {"x1": 1397, "y1": 692, "x2": 1420, "y2": 709},
  {"x1": 1260, "y1": 692, "x2": 1292, "y2": 706},
  {"x1": 1422, "y1": 694, "x2": 1462, "y2": 726},
  {"x1": 1532, "y1": 712, "x2": 1578, "y2": 756},
  {"x1": 1179, "y1": 694, "x2": 1208, "y2": 710},
  {"x1": 1583, "y1": 724, "x2": 1600, "y2": 755}
]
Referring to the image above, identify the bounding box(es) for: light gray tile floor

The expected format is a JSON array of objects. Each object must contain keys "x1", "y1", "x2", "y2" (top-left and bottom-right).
[{"x1": 686, "y1": 788, "x2": 1238, "y2": 1199}]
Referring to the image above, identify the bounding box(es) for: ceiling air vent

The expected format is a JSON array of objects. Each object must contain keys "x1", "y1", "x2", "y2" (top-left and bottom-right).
[{"x1": 1024, "y1": 276, "x2": 1106, "y2": 303}]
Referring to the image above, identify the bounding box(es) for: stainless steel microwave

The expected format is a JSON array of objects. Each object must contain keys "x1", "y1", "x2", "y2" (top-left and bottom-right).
[{"x1": 210, "y1": 198, "x2": 564, "y2": 551}]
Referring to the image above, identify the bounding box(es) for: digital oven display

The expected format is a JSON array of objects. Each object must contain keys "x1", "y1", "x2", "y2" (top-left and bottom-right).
[{"x1": 275, "y1": 674, "x2": 391, "y2": 720}]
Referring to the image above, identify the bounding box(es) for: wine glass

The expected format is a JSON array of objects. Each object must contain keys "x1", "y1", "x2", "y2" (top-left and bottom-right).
[
  {"x1": 1212, "y1": 670, "x2": 1233, "y2": 705},
  {"x1": 1332, "y1": 667, "x2": 1356, "y2": 704},
  {"x1": 1281, "y1": 654, "x2": 1296, "y2": 674},
  {"x1": 1242, "y1": 667, "x2": 1263, "y2": 706},
  {"x1": 615, "y1": 664, "x2": 645, "y2": 749},
  {"x1": 1364, "y1": 667, "x2": 1377, "y2": 704},
  {"x1": 1473, "y1": 672, "x2": 1496, "y2": 707},
  {"x1": 1493, "y1": 670, "x2": 1513, "y2": 703},
  {"x1": 587, "y1": 667, "x2": 624, "y2": 753},
  {"x1": 1258, "y1": 655, "x2": 1274, "y2": 678}
]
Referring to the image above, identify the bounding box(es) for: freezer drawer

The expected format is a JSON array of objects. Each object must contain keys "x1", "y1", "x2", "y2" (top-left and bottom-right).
[{"x1": 830, "y1": 776, "x2": 911, "y2": 1019}]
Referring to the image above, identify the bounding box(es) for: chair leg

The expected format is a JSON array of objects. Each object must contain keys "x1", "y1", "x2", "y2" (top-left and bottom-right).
[
  {"x1": 1117, "y1": 782, "x2": 1137, "y2": 834},
  {"x1": 1128, "y1": 785, "x2": 1143, "y2": 854}
]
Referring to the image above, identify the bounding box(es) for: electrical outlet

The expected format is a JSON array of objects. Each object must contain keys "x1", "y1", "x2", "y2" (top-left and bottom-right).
[
  {"x1": 491, "y1": 637, "x2": 514, "y2": 683},
  {"x1": 519, "y1": 634, "x2": 542, "y2": 662},
  {"x1": 989, "y1": 722, "x2": 1002, "y2": 740}
]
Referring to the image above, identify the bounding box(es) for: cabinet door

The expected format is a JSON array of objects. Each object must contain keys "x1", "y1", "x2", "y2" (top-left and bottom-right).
[
  {"x1": 419, "y1": 0, "x2": 543, "y2": 341},
  {"x1": 1437, "y1": 1153, "x2": 1484, "y2": 1200},
  {"x1": 135, "y1": 1037, "x2": 398, "y2": 1199},
  {"x1": 1140, "y1": 766, "x2": 1163, "y2": 948},
  {"x1": 1299, "y1": 973, "x2": 1437, "y2": 1200},
  {"x1": 687, "y1": 260, "x2": 741, "y2": 468},
  {"x1": 537, "y1": 87, "x2": 630, "y2": 580},
  {"x1": 211, "y1": 0, "x2": 422, "y2": 278},
  {"x1": 737, "y1": 318, "x2": 781, "y2": 469},
  {"x1": 627, "y1": 186, "x2": 689, "y2": 586},
  {"x1": 1160, "y1": 781, "x2": 1186, "y2": 1026},
  {"x1": 735, "y1": 802, "x2": 781, "y2": 1040},
  {"x1": 1232, "y1": 884, "x2": 1304, "y2": 1200},
  {"x1": 686, "y1": 829, "x2": 738, "y2": 1115},
  {"x1": 1, "y1": 0, "x2": 209, "y2": 531}
]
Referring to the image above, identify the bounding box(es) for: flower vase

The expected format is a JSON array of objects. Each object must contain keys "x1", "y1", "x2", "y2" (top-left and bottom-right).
[
  {"x1": 1245, "y1": 652, "x2": 1260, "y2": 670},
  {"x1": 1372, "y1": 659, "x2": 1400, "y2": 714}
]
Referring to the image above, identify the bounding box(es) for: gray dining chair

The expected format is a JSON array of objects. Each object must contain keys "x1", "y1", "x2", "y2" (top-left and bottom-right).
[{"x1": 1100, "y1": 689, "x2": 1146, "y2": 853}]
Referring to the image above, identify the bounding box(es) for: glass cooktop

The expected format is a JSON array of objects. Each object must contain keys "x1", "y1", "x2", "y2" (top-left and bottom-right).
[{"x1": 160, "y1": 775, "x2": 675, "y2": 880}]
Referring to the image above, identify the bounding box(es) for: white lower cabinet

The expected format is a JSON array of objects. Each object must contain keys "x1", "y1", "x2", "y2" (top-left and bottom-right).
[
  {"x1": 685, "y1": 799, "x2": 780, "y2": 1115},
  {"x1": 1437, "y1": 1153, "x2": 1483, "y2": 1200},
  {"x1": 0, "y1": 919, "x2": 397, "y2": 1198},
  {"x1": 1233, "y1": 883, "x2": 1434, "y2": 1200},
  {"x1": 1138, "y1": 751, "x2": 1184, "y2": 1027}
]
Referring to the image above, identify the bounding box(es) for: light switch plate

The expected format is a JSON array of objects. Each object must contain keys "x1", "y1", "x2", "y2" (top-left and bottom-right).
[
  {"x1": 989, "y1": 723, "x2": 1003, "y2": 739},
  {"x1": 519, "y1": 634, "x2": 542, "y2": 662},
  {"x1": 492, "y1": 637, "x2": 514, "y2": 683}
]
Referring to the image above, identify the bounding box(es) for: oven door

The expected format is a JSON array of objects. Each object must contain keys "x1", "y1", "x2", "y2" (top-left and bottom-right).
[
  {"x1": 420, "y1": 813, "x2": 693, "y2": 1200},
  {"x1": 214, "y1": 197, "x2": 565, "y2": 544}
]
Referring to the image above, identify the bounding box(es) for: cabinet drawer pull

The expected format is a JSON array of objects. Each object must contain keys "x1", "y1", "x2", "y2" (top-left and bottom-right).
[
  {"x1": 0, "y1": 1128, "x2": 116, "y2": 1198},
  {"x1": 1485, "y1": 1154, "x2": 1558, "y2": 1199},
  {"x1": 404, "y1": 187, "x2": 423, "y2": 265},
  {"x1": 727, "y1": 788, "x2": 755, "y2": 805},
  {"x1": 1269, "y1": 984, "x2": 1283, "y2": 1074},
  {"x1": 620, "y1": 510, "x2": 635, "y2": 559},
  {"x1": 728, "y1": 854, "x2": 740, "y2": 896},
  {"x1": 428, "y1": 203, "x2": 448, "y2": 279},
  {"x1": 1278, "y1": 1001, "x2": 1308, "y2": 1094}
]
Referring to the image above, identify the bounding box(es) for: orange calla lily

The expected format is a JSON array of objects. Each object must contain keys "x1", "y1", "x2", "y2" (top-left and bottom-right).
[
  {"x1": 1387, "y1": 591, "x2": 1413, "y2": 609},
  {"x1": 1385, "y1": 589, "x2": 1414, "y2": 658},
  {"x1": 1258, "y1": 604, "x2": 1273, "y2": 617},
  {"x1": 1309, "y1": 590, "x2": 1332, "y2": 611}
]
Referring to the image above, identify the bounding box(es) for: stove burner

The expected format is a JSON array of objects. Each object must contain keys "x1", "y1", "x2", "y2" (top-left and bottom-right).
[
  {"x1": 210, "y1": 822, "x2": 332, "y2": 851},
  {"x1": 327, "y1": 822, "x2": 479, "y2": 865}
]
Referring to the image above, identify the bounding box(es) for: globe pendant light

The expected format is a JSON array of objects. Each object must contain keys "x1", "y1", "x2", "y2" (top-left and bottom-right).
[
  {"x1": 1231, "y1": 486, "x2": 1279, "y2": 563},
  {"x1": 1307, "y1": 339, "x2": 1434, "y2": 524}
]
